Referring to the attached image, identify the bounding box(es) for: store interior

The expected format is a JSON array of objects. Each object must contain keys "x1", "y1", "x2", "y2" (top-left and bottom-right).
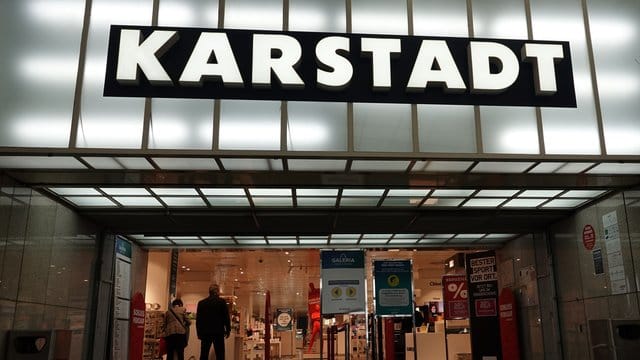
[{"x1": 143, "y1": 248, "x2": 474, "y2": 360}]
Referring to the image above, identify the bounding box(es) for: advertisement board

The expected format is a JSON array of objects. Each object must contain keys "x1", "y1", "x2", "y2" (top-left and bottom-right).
[
  {"x1": 321, "y1": 251, "x2": 366, "y2": 314},
  {"x1": 374, "y1": 260, "x2": 413, "y2": 316}
]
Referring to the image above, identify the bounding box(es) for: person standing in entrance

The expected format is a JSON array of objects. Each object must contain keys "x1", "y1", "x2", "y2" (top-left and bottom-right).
[{"x1": 196, "y1": 284, "x2": 231, "y2": 360}]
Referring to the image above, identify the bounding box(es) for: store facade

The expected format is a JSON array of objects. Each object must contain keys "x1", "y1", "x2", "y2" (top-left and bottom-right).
[{"x1": 1, "y1": 0, "x2": 639, "y2": 359}]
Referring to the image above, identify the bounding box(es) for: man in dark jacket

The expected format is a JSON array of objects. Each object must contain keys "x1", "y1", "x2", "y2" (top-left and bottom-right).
[{"x1": 196, "y1": 284, "x2": 231, "y2": 360}]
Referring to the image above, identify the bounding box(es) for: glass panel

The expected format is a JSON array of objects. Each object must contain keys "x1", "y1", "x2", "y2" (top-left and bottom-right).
[
  {"x1": 560, "y1": 190, "x2": 606, "y2": 198},
  {"x1": 158, "y1": 0, "x2": 218, "y2": 27},
  {"x1": 79, "y1": 0, "x2": 153, "y2": 148},
  {"x1": 50, "y1": 188, "x2": 100, "y2": 196},
  {"x1": 252, "y1": 197, "x2": 293, "y2": 207},
  {"x1": 0, "y1": 0, "x2": 84, "y2": 147},
  {"x1": 269, "y1": 238, "x2": 298, "y2": 245},
  {"x1": 555, "y1": 163, "x2": 595, "y2": 173},
  {"x1": 471, "y1": 162, "x2": 534, "y2": 173},
  {"x1": 431, "y1": 189, "x2": 474, "y2": 197},
  {"x1": 138, "y1": 240, "x2": 172, "y2": 245},
  {"x1": 502, "y1": 199, "x2": 547, "y2": 208},
  {"x1": 297, "y1": 198, "x2": 336, "y2": 207},
  {"x1": 462, "y1": 198, "x2": 507, "y2": 207},
  {"x1": 421, "y1": 161, "x2": 474, "y2": 173},
  {"x1": 475, "y1": 190, "x2": 519, "y2": 197},
  {"x1": 297, "y1": 189, "x2": 339, "y2": 196},
  {"x1": 289, "y1": 0, "x2": 346, "y2": 33},
  {"x1": 153, "y1": 158, "x2": 219, "y2": 170},
  {"x1": 354, "y1": 103, "x2": 412, "y2": 152},
  {"x1": 342, "y1": 189, "x2": 385, "y2": 196},
  {"x1": 150, "y1": 99, "x2": 214, "y2": 150},
  {"x1": 360, "y1": 239, "x2": 388, "y2": 245},
  {"x1": 351, "y1": 160, "x2": 411, "y2": 172},
  {"x1": 339, "y1": 198, "x2": 380, "y2": 207},
  {"x1": 420, "y1": 238, "x2": 448, "y2": 244},
  {"x1": 588, "y1": 0, "x2": 640, "y2": 154},
  {"x1": 100, "y1": 188, "x2": 150, "y2": 196},
  {"x1": 417, "y1": 105, "x2": 476, "y2": 153},
  {"x1": 225, "y1": 0, "x2": 282, "y2": 30},
  {"x1": 413, "y1": 0, "x2": 468, "y2": 37},
  {"x1": 249, "y1": 189, "x2": 291, "y2": 196},
  {"x1": 169, "y1": 239, "x2": 205, "y2": 245},
  {"x1": 330, "y1": 239, "x2": 359, "y2": 244},
  {"x1": 381, "y1": 198, "x2": 423, "y2": 207},
  {"x1": 287, "y1": 102, "x2": 347, "y2": 151},
  {"x1": 352, "y1": 0, "x2": 407, "y2": 35},
  {"x1": 219, "y1": 100, "x2": 281, "y2": 150},
  {"x1": 113, "y1": 197, "x2": 163, "y2": 207},
  {"x1": 387, "y1": 189, "x2": 429, "y2": 197},
  {"x1": 207, "y1": 197, "x2": 250, "y2": 207},
  {"x1": 82, "y1": 157, "x2": 152, "y2": 170},
  {"x1": 531, "y1": 0, "x2": 600, "y2": 155},
  {"x1": 422, "y1": 198, "x2": 465, "y2": 207},
  {"x1": 288, "y1": 159, "x2": 347, "y2": 171},
  {"x1": 299, "y1": 237, "x2": 328, "y2": 245},
  {"x1": 472, "y1": 0, "x2": 539, "y2": 154},
  {"x1": 0, "y1": 156, "x2": 86, "y2": 169},
  {"x1": 162, "y1": 197, "x2": 207, "y2": 207},
  {"x1": 202, "y1": 237, "x2": 236, "y2": 245},
  {"x1": 221, "y1": 159, "x2": 283, "y2": 171},
  {"x1": 542, "y1": 199, "x2": 588, "y2": 208},
  {"x1": 235, "y1": 237, "x2": 267, "y2": 245},
  {"x1": 151, "y1": 188, "x2": 198, "y2": 196},
  {"x1": 65, "y1": 197, "x2": 117, "y2": 207},
  {"x1": 528, "y1": 162, "x2": 563, "y2": 174},
  {"x1": 201, "y1": 188, "x2": 246, "y2": 196},
  {"x1": 519, "y1": 190, "x2": 562, "y2": 198},
  {"x1": 587, "y1": 163, "x2": 640, "y2": 174}
]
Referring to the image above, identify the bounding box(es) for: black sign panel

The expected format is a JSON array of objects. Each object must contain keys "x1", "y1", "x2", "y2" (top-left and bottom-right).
[
  {"x1": 104, "y1": 25, "x2": 576, "y2": 107},
  {"x1": 466, "y1": 250, "x2": 501, "y2": 360}
]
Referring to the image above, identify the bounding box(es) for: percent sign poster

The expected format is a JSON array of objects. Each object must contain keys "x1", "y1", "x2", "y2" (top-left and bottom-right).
[
  {"x1": 374, "y1": 260, "x2": 413, "y2": 316},
  {"x1": 443, "y1": 275, "x2": 469, "y2": 319}
]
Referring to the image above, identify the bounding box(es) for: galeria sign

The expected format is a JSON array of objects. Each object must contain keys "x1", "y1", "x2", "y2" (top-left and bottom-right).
[{"x1": 104, "y1": 25, "x2": 576, "y2": 107}]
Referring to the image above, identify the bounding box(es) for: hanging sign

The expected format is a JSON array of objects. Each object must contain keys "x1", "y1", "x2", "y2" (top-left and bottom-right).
[
  {"x1": 443, "y1": 275, "x2": 469, "y2": 319},
  {"x1": 275, "y1": 308, "x2": 293, "y2": 331},
  {"x1": 104, "y1": 26, "x2": 576, "y2": 107},
  {"x1": 374, "y1": 260, "x2": 413, "y2": 316},
  {"x1": 321, "y1": 251, "x2": 366, "y2": 314},
  {"x1": 466, "y1": 251, "x2": 501, "y2": 360}
]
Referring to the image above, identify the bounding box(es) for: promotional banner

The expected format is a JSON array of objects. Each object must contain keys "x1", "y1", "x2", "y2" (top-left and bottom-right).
[
  {"x1": 466, "y1": 251, "x2": 501, "y2": 360},
  {"x1": 374, "y1": 260, "x2": 413, "y2": 316},
  {"x1": 443, "y1": 275, "x2": 469, "y2": 320},
  {"x1": 275, "y1": 308, "x2": 293, "y2": 331},
  {"x1": 499, "y1": 288, "x2": 520, "y2": 360},
  {"x1": 321, "y1": 251, "x2": 366, "y2": 314},
  {"x1": 129, "y1": 292, "x2": 145, "y2": 360}
]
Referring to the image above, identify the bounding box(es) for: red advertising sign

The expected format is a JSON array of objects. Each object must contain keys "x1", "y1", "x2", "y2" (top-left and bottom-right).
[
  {"x1": 475, "y1": 298, "x2": 497, "y2": 317},
  {"x1": 582, "y1": 225, "x2": 596, "y2": 250},
  {"x1": 499, "y1": 288, "x2": 520, "y2": 360},
  {"x1": 129, "y1": 292, "x2": 145, "y2": 360},
  {"x1": 443, "y1": 275, "x2": 469, "y2": 319}
]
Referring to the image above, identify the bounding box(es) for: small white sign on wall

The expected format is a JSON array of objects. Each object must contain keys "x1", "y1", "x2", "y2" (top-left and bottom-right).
[{"x1": 603, "y1": 211, "x2": 627, "y2": 295}]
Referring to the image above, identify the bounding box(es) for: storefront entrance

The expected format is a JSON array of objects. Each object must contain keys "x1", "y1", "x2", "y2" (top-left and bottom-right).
[{"x1": 140, "y1": 248, "x2": 477, "y2": 360}]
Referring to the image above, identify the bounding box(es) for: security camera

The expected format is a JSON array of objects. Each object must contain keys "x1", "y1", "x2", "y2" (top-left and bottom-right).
[{"x1": 258, "y1": 258, "x2": 264, "y2": 263}]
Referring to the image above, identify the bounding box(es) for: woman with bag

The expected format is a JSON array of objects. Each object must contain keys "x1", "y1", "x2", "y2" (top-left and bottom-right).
[{"x1": 164, "y1": 298, "x2": 191, "y2": 360}]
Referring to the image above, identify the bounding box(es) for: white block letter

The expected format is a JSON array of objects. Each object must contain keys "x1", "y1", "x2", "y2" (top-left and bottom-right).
[
  {"x1": 252, "y1": 34, "x2": 304, "y2": 88},
  {"x1": 522, "y1": 43, "x2": 564, "y2": 95},
  {"x1": 361, "y1": 38, "x2": 401, "y2": 91},
  {"x1": 316, "y1": 36, "x2": 353, "y2": 90},
  {"x1": 179, "y1": 32, "x2": 244, "y2": 87},
  {"x1": 407, "y1": 40, "x2": 466, "y2": 92},
  {"x1": 469, "y1": 42, "x2": 519, "y2": 93},
  {"x1": 116, "y1": 29, "x2": 177, "y2": 85}
]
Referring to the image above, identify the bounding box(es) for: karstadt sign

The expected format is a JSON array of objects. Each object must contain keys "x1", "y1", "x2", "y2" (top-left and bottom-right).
[{"x1": 104, "y1": 25, "x2": 576, "y2": 107}]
